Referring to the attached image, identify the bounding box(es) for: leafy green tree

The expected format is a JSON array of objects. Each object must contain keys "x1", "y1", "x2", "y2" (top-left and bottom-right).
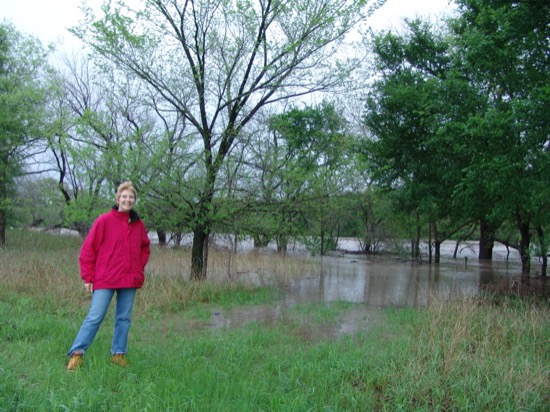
[
  {"x1": 135, "y1": 113, "x2": 196, "y2": 246},
  {"x1": 333, "y1": 190, "x2": 382, "y2": 254},
  {"x1": 364, "y1": 0, "x2": 548, "y2": 276},
  {"x1": 48, "y1": 56, "x2": 127, "y2": 234},
  {"x1": 0, "y1": 23, "x2": 52, "y2": 246},
  {"x1": 72, "y1": 0, "x2": 384, "y2": 279},
  {"x1": 267, "y1": 102, "x2": 353, "y2": 255},
  {"x1": 364, "y1": 20, "x2": 471, "y2": 263},
  {"x1": 450, "y1": 0, "x2": 550, "y2": 278},
  {"x1": 225, "y1": 113, "x2": 290, "y2": 249}
]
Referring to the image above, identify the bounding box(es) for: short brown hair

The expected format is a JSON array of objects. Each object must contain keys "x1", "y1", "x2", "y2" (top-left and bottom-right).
[{"x1": 115, "y1": 181, "x2": 137, "y2": 200}]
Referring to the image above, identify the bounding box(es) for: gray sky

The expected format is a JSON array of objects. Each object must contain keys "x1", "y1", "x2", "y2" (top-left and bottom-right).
[{"x1": 0, "y1": 0, "x2": 456, "y2": 52}]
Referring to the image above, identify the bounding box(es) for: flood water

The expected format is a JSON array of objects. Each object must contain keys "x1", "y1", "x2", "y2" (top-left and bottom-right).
[
  {"x1": 209, "y1": 239, "x2": 526, "y2": 333},
  {"x1": 290, "y1": 254, "x2": 519, "y2": 307}
]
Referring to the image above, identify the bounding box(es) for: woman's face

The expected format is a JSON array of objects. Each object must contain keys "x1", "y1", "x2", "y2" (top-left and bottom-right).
[{"x1": 117, "y1": 189, "x2": 135, "y2": 212}]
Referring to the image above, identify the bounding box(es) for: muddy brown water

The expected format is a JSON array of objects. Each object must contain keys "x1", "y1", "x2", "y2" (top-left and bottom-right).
[{"x1": 207, "y1": 240, "x2": 525, "y2": 336}]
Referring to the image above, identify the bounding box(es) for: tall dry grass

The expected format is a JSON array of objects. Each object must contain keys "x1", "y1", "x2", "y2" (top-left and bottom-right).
[{"x1": 0, "y1": 229, "x2": 315, "y2": 315}]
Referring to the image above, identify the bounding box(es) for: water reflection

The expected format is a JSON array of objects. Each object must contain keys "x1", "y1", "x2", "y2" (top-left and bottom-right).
[{"x1": 288, "y1": 255, "x2": 521, "y2": 308}]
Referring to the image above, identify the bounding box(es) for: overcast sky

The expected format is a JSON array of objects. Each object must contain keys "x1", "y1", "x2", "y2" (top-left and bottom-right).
[{"x1": 0, "y1": 0, "x2": 456, "y2": 52}]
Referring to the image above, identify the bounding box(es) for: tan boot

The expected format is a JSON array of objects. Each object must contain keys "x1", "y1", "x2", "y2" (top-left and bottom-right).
[
  {"x1": 111, "y1": 354, "x2": 128, "y2": 367},
  {"x1": 67, "y1": 351, "x2": 83, "y2": 371}
]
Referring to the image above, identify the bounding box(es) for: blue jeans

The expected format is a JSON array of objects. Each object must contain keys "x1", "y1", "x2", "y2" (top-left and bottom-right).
[{"x1": 68, "y1": 288, "x2": 136, "y2": 356}]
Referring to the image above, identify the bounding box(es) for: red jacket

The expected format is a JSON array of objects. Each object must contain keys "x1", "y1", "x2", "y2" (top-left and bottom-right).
[{"x1": 79, "y1": 207, "x2": 151, "y2": 290}]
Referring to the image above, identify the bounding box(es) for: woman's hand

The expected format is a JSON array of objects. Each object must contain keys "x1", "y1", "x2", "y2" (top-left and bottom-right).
[{"x1": 85, "y1": 283, "x2": 93, "y2": 293}]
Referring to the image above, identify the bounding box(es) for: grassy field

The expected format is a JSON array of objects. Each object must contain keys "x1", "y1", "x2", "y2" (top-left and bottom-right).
[{"x1": 0, "y1": 230, "x2": 548, "y2": 411}]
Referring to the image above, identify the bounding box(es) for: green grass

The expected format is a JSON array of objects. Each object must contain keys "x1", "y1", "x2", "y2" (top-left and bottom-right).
[{"x1": 0, "y1": 230, "x2": 548, "y2": 411}]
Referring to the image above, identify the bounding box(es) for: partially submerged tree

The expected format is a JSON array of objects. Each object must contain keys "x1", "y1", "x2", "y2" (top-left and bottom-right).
[
  {"x1": 73, "y1": 0, "x2": 384, "y2": 279},
  {"x1": 363, "y1": 0, "x2": 549, "y2": 278},
  {"x1": 450, "y1": 0, "x2": 550, "y2": 279},
  {"x1": 363, "y1": 20, "x2": 471, "y2": 263}
]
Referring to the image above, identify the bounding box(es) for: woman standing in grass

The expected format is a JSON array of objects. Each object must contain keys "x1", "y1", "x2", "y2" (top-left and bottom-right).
[{"x1": 66, "y1": 181, "x2": 151, "y2": 371}]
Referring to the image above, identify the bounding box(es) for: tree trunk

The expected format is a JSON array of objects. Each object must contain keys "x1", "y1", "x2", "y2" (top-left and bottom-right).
[
  {"x1": 434, "y1": 239, "x2": 442, "y2": 264},
  {"x1": 0, "y1": 207, "x2": 5, "y2": 248},
  {"x1": 413, "y1": 213, "x2": 422, "y2": 262},
  {"x1": 536, "y1": 225, "x2": 547, "y2": 277},
  {"x1": 428, "y1": 223, "x2": 433, "y2": 264},
  {"x1": 189, "y1": 159, "x2": 217, "y2": 280},
  {"x1": 253, "y1": 235, "x2": 270, "y2": 248},
  {"x1": 478, "y1": 218, "x2": 495, "y2": 260},
  {"x1": 320, "y1": 226, "x2": 325, "y2": 256},
  {"x1": 412, "y1": 212, "x2": 421, "y2": 261},
  {"x1": 517, "y1": 220, "x2": 531, "y2": 281},
  {"x1": 452, "y1": 240, "x2": 460, "y2": 259},
  {"x1": 411, "y1": 239, "x2": 418, "y2": 259},
  {"x1": 432, "y1": 222, "x2": 443, "y2": 264},
  {"x1": 361, "y1": 198, "x2": 373, "y2": 254},
  {"x1": 276, "y1": 235, "x2": 288, "y2": 254},
  {"x1": 190, "y1": 227, "x2": 209, "y2": 281},
  {"x1": 157, "y1": 230, "x2": 167, "y2": 247}
]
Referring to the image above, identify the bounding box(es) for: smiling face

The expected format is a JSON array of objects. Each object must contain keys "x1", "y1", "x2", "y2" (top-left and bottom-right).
[{"x1": 116, "y1": 189, "x2": 136, "y2": 212}]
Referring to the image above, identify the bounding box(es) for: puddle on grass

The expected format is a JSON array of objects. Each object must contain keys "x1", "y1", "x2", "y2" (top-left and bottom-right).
[{"x1": 209, "y1": 303, "x2": 385, "y2": 342}]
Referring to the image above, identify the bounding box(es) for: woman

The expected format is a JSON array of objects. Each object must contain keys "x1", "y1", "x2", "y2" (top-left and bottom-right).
[{"x1": 67, "y1": 181, "x2": 151, "y2": 370}]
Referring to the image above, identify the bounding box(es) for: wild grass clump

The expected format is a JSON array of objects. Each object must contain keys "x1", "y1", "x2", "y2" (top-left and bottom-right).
[
  {"x1": 0, "y1": 229, "x2": 84, "y2": 313},
  {"x1": 373, "y1": 295, "x2": 549, "y2": 410},
  {"x1": 148, "y1": 244, "x2": 313, "y2": 285}
]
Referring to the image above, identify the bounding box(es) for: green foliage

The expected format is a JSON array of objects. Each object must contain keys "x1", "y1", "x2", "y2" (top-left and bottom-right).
[
  {"x1": 7, "y1": 0, "x2": 547, "y2": 278},
  {"x1": 302, "y1": 235, "x2": 339, "y2": 255},
  {"x1": 0, "y1": 23, "x2": 52, "y2": 244},
  {"x1": 450, "y1": 0, "x2": 549, "y2": 270},
  {"x1": 244, "y1": 101, "x2": 356, "y2": 254},
  {"x1": 364, "y1": 21, "x2": 473, "y2": 260},
  {"x1": 64, "y1": 194, "x2": 111, "y2": 235},
  {"x1": 363, "y1": 0, "x2": 549, "y2": 268}
]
